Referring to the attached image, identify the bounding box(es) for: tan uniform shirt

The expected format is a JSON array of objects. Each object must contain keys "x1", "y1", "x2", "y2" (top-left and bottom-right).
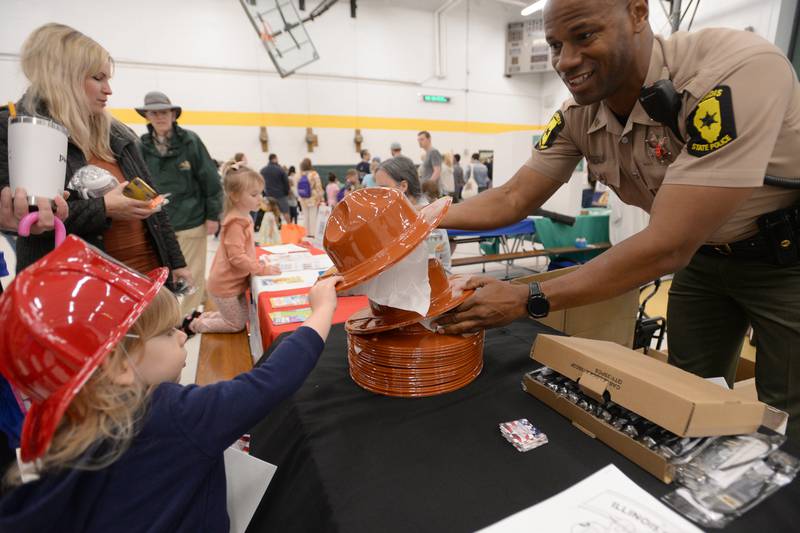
[{"x1": 526, "y1": 28, "x2": 800, "y2": 243}]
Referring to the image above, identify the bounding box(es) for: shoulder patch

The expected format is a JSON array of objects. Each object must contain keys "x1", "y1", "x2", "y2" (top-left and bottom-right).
[
  {"x1": 685, "y1": 85, "x2": 737, "y2": 157},
  {"x1": 536, "y1": 110, "x2": 565, "y2": 151}
]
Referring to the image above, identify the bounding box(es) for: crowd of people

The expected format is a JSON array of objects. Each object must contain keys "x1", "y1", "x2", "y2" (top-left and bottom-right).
[{"x1": 2, "y1": 0, "x2": 799, "y2": 528}]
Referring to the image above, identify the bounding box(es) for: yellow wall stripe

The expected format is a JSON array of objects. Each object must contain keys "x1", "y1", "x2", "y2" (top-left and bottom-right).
[{"x1": 111, "y1": 108, "x2": 545, "y2": 134}]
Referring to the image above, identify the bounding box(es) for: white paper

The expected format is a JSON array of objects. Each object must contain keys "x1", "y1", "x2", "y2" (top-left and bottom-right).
[
  {"x1": 479, "y1": 464, "x2": 702, "y2": 533},
  {"x1": 224, "y1": 447, "x2": 277, "y2": 533},
  {"x1": 264, "y1": 252, "x2": 333, "y2": 272},
  {"x1": 260, "y1": 243, "x2": 308, "y2": 254},
  {"x1": 359, "y1": 242, "x2": 431, "y2": 316},
  {"x1": 252, "y1": 270, "x2": 319, "y2": 294}
]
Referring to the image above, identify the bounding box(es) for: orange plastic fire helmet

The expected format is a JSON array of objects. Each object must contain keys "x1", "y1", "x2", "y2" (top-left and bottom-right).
[{"x1": 0, "y1": 235, "x2": 169, "y2": 461}]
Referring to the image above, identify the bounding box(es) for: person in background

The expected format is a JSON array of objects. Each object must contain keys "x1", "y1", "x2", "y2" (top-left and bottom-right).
[
  {"x1": 260, "y1": 153, "x2": 290, "y2": 222},
  {"x1": 417, "y1": 131, "x2": 442, "y2": 191},
  {"x1": 376, "y1": 156, "x2": 452, "y2": 274},
  {"x1": 356, "y1": 149, "x2": 371, "y2": 177},
  {"x1": 0, "y1": 235, "x2": 342, "y2": 532},
  {"x1": 465, "y1": 153, "x2": 490, "y2": 193},
  {"x1": 326, "y1": 173, "x2": 340, "y2": 207},
  {"x1": 453, "y1": 153, "x2": 465, "y2": 202},
  {"x1": 138, "y1": 90, "x2": 222, "y2": 316},
  {"x1": 185, "y1": 164, "x2": 279, "y2": 334},
  {"x1": 339, "y1": 168, "x2": 362, "y2": 202},
  {"x1": 390, "y1": 142, "x2": 402, "y2": 158},
  {"x1": 233, "y1": 152, "x2": 247, "y2": 166},
  {"x1": 0, "y1": 24, "x2": 190, "y2": 287},
  {"x1": 297, "y1": 158, "x2": 324, "y2": 237},
  {"x1": 286, "y1": 165, "x2": 299, "y2": 224},
  {"x1": 254, "y1": 197, "x2": 282, "y2": 247},
  {"x1": 361, "y1": 157, "x2": 381, "y2": 188},
  {"x1": 440, "y1": 152, "x2": 455, "y2": 198}
]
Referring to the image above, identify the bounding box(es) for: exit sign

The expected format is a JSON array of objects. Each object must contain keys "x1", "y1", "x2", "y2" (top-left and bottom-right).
[{"x1": 422, "y1": 94, "x2": 451, "y2": 103}]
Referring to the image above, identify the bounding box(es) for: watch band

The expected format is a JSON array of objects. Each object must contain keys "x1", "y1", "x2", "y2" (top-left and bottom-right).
[{"x1": 527, "y1": 281, "x2": 550, "y2": 319}]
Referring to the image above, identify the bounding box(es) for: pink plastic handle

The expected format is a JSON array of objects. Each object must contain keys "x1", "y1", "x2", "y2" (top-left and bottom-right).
[{"x1": 18, "y1": 212, "x2": 67, "y2": 247}]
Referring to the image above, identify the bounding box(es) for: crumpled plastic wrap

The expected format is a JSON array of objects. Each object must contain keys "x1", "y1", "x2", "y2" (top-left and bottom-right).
[{"x1": 68, "y1": 165, "x2": 118, "y2": 199}]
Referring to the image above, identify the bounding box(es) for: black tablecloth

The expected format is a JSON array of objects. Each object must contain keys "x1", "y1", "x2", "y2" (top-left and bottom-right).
[{"x1": 247, "y1": 321, "x2": 800, "y2": 533}]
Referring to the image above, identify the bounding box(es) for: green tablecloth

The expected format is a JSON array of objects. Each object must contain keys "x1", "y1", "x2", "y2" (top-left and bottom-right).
[{"x1": 530, "y1": 210, "x2": 610, "y2": 262}]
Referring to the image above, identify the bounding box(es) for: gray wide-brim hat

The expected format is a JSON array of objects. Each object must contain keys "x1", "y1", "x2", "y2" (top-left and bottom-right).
[{"x1": 136, "y1": 91, "x2": 182, "y2": 119}]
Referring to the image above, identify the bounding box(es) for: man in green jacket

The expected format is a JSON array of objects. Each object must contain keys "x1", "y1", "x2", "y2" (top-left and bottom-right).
[{"x1": 138, "y1": 91, "x2": 223, "y2": 316}]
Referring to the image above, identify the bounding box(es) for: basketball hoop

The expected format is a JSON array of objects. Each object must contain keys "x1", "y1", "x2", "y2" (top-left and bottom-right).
[{"x1": 238, "y1": 0, "x2": 322, "y2": 78}]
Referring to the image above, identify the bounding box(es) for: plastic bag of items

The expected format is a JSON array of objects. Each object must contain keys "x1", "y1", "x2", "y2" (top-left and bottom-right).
[{"x1": 663, "y1": 433, "x2": 799, "y2": 529}]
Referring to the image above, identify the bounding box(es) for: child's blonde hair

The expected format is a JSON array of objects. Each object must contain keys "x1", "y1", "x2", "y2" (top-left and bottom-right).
[
  {"x1": 222, "y1": 163, "x2": 264, "y2": 215},
  {"x1": 3, "y1": 288, "x2": 181, "y2": 487},
  {"x1": 20, "y1": 23, "x2": 115, "y2": 161}
]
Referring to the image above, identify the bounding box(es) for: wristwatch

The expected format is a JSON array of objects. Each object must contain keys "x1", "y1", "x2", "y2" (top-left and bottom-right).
[{"x1": 526, "y1": 281, "x2": 550, "y2": 319}]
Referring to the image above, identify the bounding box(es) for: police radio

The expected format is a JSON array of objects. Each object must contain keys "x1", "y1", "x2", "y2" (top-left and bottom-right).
[
  {"x1": 638, "y1": 80, "x2": 800, "y2": 190},
  {"x1": 639, "y1": 79, "x2": 800, "y2": 265}
]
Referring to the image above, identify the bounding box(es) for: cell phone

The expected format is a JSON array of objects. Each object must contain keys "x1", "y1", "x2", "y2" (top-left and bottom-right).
[{"x1": 123, "y1": 177, "x2": 159, "y2": 202}]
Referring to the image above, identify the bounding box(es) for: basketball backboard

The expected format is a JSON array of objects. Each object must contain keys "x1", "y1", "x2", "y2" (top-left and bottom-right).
[{"x1": 239, "y1": 0, "x2": 321, "y2": 77}]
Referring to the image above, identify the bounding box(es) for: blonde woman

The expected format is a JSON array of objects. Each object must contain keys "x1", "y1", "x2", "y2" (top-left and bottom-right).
[
  {"x1": 297, "y1": 157, "x2": 324, "y2": 237},
  {"x1": 0, "y1": 23, "x2": 190, "y2": 289}
]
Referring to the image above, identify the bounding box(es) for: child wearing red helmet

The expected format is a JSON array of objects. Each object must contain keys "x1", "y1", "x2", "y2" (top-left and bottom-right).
[{"x1": 0, "y1": 235, "x2": 341, "y2": 533}]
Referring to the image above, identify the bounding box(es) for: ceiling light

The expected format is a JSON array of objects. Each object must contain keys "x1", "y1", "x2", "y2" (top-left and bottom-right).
[{"x1": 521, "y1": 0, "x2": 547, "y2": 16}]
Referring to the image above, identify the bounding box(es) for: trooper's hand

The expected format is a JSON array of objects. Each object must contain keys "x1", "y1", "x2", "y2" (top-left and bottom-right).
[{"x1": 433, "y1": 275, "x2": 529, "y2": 334}]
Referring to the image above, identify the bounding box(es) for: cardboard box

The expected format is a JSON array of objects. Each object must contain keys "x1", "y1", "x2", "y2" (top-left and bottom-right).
[
  {"x1": 735, "y1": 349, "x2": 756, "y2": 382},
  {"x1": 523, "y1": 334, "x2": 781, "y2": 483},
  {"x1": 639, "y1": 347, "x2": 756, "y2": 387},
  {"x1": 637, "y1": 347, "x2": 668, "y2": 363},
  {"x1": 513, "y1": 267, "x2": 639, "y2": 348}
]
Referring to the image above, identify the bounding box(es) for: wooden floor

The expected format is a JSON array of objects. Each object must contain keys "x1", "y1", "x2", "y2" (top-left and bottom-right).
[{"x1": 194, "y1": 299, "x2": 254, "y2": 386}]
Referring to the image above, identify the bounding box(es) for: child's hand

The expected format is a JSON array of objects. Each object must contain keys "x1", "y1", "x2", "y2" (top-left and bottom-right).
[
  {"x1": 257, "y1": 255, "x2": 280, "y2": 276},
  {"x1": 309, "y1": 276, "x2": 341, "y2": 314},
  {"x1": 258, "y1": 263, "x2": 280, "y2": 276},
  {"x1": 303, "y1": 276, "x2": 342, "y2": 341}
]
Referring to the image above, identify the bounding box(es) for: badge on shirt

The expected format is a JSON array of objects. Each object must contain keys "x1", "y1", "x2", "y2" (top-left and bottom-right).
[
  {"x1": 178, "y1": 160, "x2": 192, "y2": 171},
  {"x1": 645, "y1": 128, "x2": 673, "y2": 165},
  {"x1": 536, "y1": 110, "x2": 565, "y2": 151},
  {"x1": 685, "y1": 85, "x2": 737, "y2": 157}
]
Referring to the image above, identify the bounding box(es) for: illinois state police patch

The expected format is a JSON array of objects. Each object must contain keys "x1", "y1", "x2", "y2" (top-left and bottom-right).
[
  {"x1": 536, "y1": 110, "x2": 565, "y2": 151},
  {"x1": 685, "y1": 85, "x2": 737, "y2": 157}
]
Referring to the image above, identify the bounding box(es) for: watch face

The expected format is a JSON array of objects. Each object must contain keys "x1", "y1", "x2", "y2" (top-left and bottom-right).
[{"x1": 527, "y1": 282, "x2": 549, "y2": 318}]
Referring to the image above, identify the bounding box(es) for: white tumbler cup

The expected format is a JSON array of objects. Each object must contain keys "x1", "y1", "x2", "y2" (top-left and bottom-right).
[{"x1": 8, "y1": 115, "x2": 68, "y2": 204}]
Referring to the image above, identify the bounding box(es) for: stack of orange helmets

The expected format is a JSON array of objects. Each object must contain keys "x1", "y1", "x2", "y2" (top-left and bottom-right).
[{"x1": 323, "y1": 188, "x2": 484, "y2": 397}]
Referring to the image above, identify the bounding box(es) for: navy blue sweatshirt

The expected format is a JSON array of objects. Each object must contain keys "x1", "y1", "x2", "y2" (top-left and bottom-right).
[{"x1": 0, "y1": 326, "x2": 324, "y2": 532}]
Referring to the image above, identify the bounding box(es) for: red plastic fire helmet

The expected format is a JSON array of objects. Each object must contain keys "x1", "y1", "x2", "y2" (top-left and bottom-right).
[{"x1": 0, "y1": 235, "x2": 169, "y2": 461}]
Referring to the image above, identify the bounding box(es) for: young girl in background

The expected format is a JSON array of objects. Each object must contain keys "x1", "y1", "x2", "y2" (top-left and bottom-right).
[
  {"x1": 255, "y1": 197, "x2": 282, "y2": 246},
  {"x1": 187, "y1": 164, "x2": 280, "y2": 334},
  {"x1": 0, "y1": 236, "x2": 341, "y2": 532},
  {"x1": 326, "y1": 173, "x2": 340, "y2": 206},
  {"x1": 297, "y1": 158, "x2": 324, "y2": 237},
  {"x1": 286, "y1": 165, "x2": 299, "y2": 224}
]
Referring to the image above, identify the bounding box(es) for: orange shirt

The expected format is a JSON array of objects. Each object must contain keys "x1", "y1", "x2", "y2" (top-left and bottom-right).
[
  {"x1": 207, "y1": 212, "x2": 270, "y2": 297},
  {"x1": 91, "y1": 156, "x2": 161, "y2": 274}
]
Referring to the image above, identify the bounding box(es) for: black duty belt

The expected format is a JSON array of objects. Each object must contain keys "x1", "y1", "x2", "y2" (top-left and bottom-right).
[{"x1": 697, "y1": 233, "x2": 772, "y2": 261}]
